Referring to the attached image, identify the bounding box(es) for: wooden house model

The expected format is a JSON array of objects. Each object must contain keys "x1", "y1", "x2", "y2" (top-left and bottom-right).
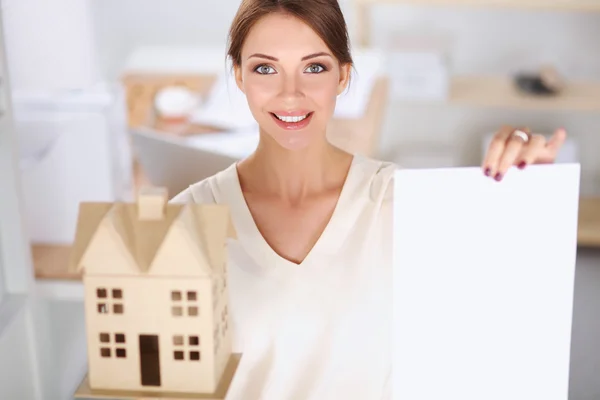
[{"x1": 69, "y1": 187, "x2": 240, "y2": 399}]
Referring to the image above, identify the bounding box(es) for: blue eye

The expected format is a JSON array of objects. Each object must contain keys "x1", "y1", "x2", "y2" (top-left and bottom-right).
[
  {"x1": 305, "y1": 64, "x2": 326, "y2": 74},
  {"x1": 254, "y1": 65, "x2": 276, "y2": 75}
]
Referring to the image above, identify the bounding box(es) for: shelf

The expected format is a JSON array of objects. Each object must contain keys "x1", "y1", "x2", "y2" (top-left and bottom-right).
[
  {"x1": 452, "y1": 76, "x2": 600, "y2": 111},
  {"x1": 356, "y1": 0, "x2": 600, "y2": 11},
  {"x1": 578, "y1": 197, "x2": 600, "y2": 248},
  {"x1": 32, "y1": 244, "x2": 81, "y2": 280},
  {"x1": 396, "y1": 76, "x2": 600, "y2": 112}
]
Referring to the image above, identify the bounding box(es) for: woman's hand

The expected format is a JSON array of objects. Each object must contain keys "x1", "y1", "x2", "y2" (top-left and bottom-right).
[{"x1": 482, "y1": 126, "x2": 567, "y2": 181}]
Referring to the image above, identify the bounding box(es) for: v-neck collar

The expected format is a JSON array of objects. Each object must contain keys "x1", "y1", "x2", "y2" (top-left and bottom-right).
[{"x1": 217, "y1": 154, "x2": 367, "y2": 272}]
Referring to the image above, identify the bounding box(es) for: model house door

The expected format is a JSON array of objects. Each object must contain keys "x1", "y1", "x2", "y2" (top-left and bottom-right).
[{"x1": 139, "y1": 334, "x2": 161, "y2": 387}]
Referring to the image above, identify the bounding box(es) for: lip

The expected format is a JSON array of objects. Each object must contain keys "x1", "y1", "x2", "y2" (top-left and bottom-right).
[
  {"x1": 270, "y1": 111, "x2": 314, "y2": 131},
  {"x1": 271, "y1": 110, "x2": 312, "y2": 117}
]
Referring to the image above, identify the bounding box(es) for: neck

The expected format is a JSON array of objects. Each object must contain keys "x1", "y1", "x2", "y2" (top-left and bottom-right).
[{"x1": 245, "y1": 129, "x2": 349, "y2": 203}]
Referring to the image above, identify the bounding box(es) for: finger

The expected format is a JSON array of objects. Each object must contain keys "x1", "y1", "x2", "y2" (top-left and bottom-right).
[
  {"x1": 482, "y1": 125, "x2": 515, "y2": 177},
  {"x1": 548, "y1": 128, "x2": 567, "y2": 148},
  {"x1": 495, "y1": 131, "x2": 528, "y2": 180},
  {"x1": 526, "y1": 128, "x2": 567, "y2": 164},
  {"x1": 544, "y1": 128, "x2": 567, "y2": 159},
  {"x1": 516, "y1": 134, "x2": 546, "y2": 168}
]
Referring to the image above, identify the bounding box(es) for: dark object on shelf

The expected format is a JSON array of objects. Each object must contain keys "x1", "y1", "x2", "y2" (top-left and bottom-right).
[{"x1": 514, "y1": 66, "x2": 564, "y2": 96}]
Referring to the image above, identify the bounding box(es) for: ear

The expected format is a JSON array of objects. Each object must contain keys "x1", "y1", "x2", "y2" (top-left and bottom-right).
[
  {"x1": 337, "y1": 63, "x2": 352, "y2": 95},
  {"x1": 234, "y1": 64, "x2": 245, "y2": 94}
]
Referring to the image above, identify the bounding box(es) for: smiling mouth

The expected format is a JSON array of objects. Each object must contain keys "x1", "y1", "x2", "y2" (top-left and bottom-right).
[
  {"x1": 269, "y1": 111, "x2": 314, "y2": 131},
  {"x1": 270, "y1": 112, "x2": 313, "y2": 123}
]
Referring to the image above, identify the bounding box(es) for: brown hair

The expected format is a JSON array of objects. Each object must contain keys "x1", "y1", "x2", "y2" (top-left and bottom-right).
[{"x1": 227, "y1": 0, "x2": 353, "y2": 68}]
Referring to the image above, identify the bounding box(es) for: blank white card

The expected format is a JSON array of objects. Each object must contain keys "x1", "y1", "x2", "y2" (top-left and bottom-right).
[{"x1": 393, "y1": 164, "x2": 580, "y2": 400}]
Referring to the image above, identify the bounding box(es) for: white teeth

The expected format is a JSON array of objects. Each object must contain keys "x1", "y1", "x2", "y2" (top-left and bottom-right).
[{"x1": 275, "y1": 114, "x2": 309, "y2": 123}]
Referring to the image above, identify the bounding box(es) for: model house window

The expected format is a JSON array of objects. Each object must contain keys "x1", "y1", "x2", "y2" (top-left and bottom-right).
[
  {"x1": 99, "y1": 332, "x2": 127, "y2": 358},
  {"x1": 96, "y1": 287, "x2": 124, "y2": 315},
  {"x1": 170, "y1": 290, "x2": 199, "y2": 317},
  {"x1": 172, "y1": 335, "x2": 200, "y2": 361}
]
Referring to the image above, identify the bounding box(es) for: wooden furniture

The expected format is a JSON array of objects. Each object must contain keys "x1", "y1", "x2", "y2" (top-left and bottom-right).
[
  {"x1": 32, "y1": 244, "x2": 79, "y2": 280},
  {"x1": 443, "y1": 76, "x2": 600, "y2": 112},
  {"x1": 123, "y1": 74, "x2": 217, "y2": 130},
  {"x1": 578, "y1": 197, "x2": 600, "y2": 248}
]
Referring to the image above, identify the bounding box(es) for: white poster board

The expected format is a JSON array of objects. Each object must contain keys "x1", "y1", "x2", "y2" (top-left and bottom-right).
[{"x1": 393, "y1": 164, "x2": 580, "y2": 400}]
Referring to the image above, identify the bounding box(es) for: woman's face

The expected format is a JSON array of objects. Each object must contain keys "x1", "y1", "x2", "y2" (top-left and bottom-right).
[{"x1": 234, "y1": 12, "x2": 351, "y2": 151}]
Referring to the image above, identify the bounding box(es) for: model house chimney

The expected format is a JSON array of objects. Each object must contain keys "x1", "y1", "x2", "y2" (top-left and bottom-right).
[{"x1": 137, "y1": 186, "x2": 168, "y2": 220}]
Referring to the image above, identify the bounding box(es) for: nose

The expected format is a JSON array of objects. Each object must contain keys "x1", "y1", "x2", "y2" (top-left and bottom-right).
[{"x1": 279, "y1": 72, "x2": 303, "y2": 100}]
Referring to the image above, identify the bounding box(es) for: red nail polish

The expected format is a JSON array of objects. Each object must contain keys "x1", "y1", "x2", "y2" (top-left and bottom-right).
[
  {"x1": 494, "y1": 173, "x2": 503, "y2": 181},
  {"x1": 484, "y1": 167, "x2": 491, "y2": 176},
  {"x1": 518, "y1": 161, "x2": 526, "y2": 169}
]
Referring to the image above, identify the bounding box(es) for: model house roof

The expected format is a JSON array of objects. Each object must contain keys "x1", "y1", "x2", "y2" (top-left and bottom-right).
[{"x1": 68, "y1": 187, "x2": 236, "y2": 277}]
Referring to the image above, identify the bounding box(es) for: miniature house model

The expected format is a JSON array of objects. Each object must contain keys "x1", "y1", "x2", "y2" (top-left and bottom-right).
[{"x1": 69, "y1": 187, "x2": 238, "y2": 397}]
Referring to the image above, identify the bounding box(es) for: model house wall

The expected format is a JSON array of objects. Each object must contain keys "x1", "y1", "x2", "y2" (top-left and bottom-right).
[
  {"x1": 83, "y1": 276, "x2": 231, "y2": 393},
  {"x1": 69, "y1": 187, "x2": 236, "y2": 395}
]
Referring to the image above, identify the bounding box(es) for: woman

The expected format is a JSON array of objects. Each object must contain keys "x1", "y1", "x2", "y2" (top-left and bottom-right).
[{"x1": 172, "y1": 0, "x2": 566, "y2": 398}]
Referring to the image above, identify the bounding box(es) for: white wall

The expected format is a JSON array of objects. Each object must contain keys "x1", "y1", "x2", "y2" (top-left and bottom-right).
[
  {"x1": 90, "y1": 0, "x2": 240, "y2": 79},
  {"x1": 89, "y1": 0, "x2": 600, "y2": 194}
]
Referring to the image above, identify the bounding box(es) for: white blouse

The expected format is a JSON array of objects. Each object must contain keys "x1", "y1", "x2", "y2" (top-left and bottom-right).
[{"x1": 171, "y1": 154, "x2": 396, "y2": 400}]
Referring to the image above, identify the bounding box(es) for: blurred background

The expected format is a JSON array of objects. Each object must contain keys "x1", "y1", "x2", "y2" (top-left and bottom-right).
[{"x1": 0, "y1": 0, "x2": 599, "y2": 399}]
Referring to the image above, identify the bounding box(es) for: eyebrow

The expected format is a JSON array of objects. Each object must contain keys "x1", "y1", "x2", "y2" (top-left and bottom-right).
[{"x1": 247, "y1": 52, "x2": 332, "y2": 61}]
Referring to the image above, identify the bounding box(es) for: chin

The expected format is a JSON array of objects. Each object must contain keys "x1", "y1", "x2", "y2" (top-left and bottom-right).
[{"x1": 273, "y1": 133, "x2": 314, "y2": 151}]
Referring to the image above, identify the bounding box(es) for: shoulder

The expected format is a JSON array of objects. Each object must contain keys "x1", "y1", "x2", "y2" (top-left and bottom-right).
[
  {"x1": 169, "y1": 163, "x2": 237, "y2": 204},
  {"x1": 354, "y1": 155, "x2": 399, "y2": 203},
  {"x1": 170, "y1": 178, "x2": 216, "y2": 204}
]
